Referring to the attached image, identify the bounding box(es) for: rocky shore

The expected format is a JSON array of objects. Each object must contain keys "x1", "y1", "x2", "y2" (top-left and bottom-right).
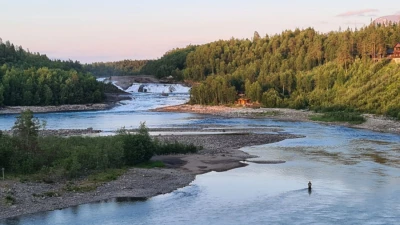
[
  {"x1": 0, "y1": 104, "x2": 112, "y2": 115},
  {"x1": 154, "y1": 104, "x2": 400, "y2": 134},
  {"x1": 0, "y1": 130, "x2": 297, "y2": 220},
  {"x1": 2, "y1": 128, "x2": 102, "y2": 137}
]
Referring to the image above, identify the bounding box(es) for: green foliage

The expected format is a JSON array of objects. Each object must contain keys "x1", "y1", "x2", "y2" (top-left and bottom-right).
[
  {"x1": 310, "y1": 111, "x2": 366, "y2": 124},
  {"x1": 0, "y1": 66, "x2": 105, "y2": 106},
  {"x1": 9, "y1": 110, "x2": 45, "y2": 174},
  {"x1": 84, "y1": 60, "x2": 148, "y2": 77},
  {"x1": 12, "y1": 109, "x2": 40, "y2": 142},
  {"x1": 155, "y1": 141, "x2": 200, "y2": 155},
  {"x1": 261, "y1": 89, "x2": 282, "y2": 108},
  {"x1": 190, "y1": 75, "x2": 237, "y2": 105},
  {"x1": 385, "y1": 105, "x2": 400, "y2": 120},
  {"x1": 64, "y1": 182, "x2": 97, "y2": 193},
  {"x1": 0, "y1": 124, "x2": 204, "y2": 179},
  {"x1": 0, "y1": 84, "x2": 4, "y2": 106},
  {"x1": 0, "y1": 134, "x2": 14, "y2": 170},
  {"x1": 88, "y1": 169, "x2": 127, "y2": 182},
  {"x1": 121, "y1": 123, "x2": 155, "y2": 166},
  {"x1": 173, "y1": 25, "x2": 400, "y2": 117},
  {"x1": 32, "y1": 191, "x2": 61, "y2": 198},
  {"x1": 5, "y1": 195, "x2": 16, "y2": 205},
  {"x1": 141, "y1": 46, "x2": 196, "y2": 80},
  {"x1": 0, "y1": 39, "x2": 105, "y2": 106},
  {"x1": 84, "y1": 46, "x2": 196, "y2": 80},
  {"x1": 135, "y1": 161, "x2": 165, "y2": 169}
]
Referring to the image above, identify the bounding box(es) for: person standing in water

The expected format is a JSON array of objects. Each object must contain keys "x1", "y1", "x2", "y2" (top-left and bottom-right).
[{"x1": 308, "y1": 181, "x2": 312, "y2": 190}]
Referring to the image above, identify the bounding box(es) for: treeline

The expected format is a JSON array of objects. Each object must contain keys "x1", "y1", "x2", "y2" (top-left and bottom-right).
[
  {"x1": 84, "y1": 60, "x2": 149, "y2": 77},
  {"x1": 0, "y1": 38, "x2": 105, "y2": 106},
  {"x1": 0, "y1": 38, "x2": 84, "y2": 72},
  {"x1": 0, "y1": 65, "x2": 104, "y2": 106},
  {"x1": 184, "y1": 25, "x2": 400, "y2": 81},
  {"x1": 185, "y1": 24, "x2": 400, "y2": 117},
  {"x1": 140, "y1": 46, "x2": 196, "y2": 80},
  {"x1": 0, "y1": 111, "x2": 200, "y2": 178},
  {"x1": 85, "y1": 46, "x2": 196, "y2": 80}
]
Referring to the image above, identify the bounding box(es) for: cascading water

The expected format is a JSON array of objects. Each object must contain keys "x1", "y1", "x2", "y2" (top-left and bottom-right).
[
  {"x1": 108, "y1": 82, "x2": 191, "y2": 112},
  {"x1": 125, "y1": 83, "x2": 190, "y2": 93}
]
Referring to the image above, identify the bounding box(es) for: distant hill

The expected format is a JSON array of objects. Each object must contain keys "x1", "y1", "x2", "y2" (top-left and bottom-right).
[
  {"x1": 0, "y1": 39, "x2": 105, "y2": 106},
  {"x1": 373, "y1": 15, "x2": 400, "y2": 25}
]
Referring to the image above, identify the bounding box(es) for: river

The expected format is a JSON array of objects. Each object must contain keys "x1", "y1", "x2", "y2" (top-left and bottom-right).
[{"x1": 1, "y1": 83, "x2": 400, "y2": 225}]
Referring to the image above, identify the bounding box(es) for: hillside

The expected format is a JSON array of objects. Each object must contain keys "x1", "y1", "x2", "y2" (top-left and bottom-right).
[{"x1": 181, "y1": 24, "x2": 400, "y2": 118}]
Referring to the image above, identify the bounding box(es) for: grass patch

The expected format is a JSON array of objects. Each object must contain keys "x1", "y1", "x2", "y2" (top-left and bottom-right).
[
  {"x1": 135, "y1": 161, "x2": 165, "y2": 169},
  {"x1": 88, "y1": 168, "x2": 127, "y2": 183},
  {"x1": 310, "y1": 111, "x2": 366, "y2": 124},
  {"x1": 5, "y1": 195, "x2": 16, "y2": 205},
  {"x1": 32, "y1": 191, "x2": 61, "y2": 198},
  {"x1": 64, "y1": 182, "x2": 97, "y2": 193},
  {"x1": 155, "y1": 141, "x2": 201, "y2": 155}
]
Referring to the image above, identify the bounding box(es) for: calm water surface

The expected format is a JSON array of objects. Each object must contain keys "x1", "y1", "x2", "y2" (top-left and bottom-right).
[{"x1": 1, "y1": 83, "x2": 400, "y2": 225}]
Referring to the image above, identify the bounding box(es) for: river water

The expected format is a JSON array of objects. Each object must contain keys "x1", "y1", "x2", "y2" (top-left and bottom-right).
[{"x1": 1, "y1": 83, "x2": 400, "y2": 225}]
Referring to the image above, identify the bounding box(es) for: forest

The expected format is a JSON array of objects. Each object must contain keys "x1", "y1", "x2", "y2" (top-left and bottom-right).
[
  {"x1": 85, "y1": 46, "x2": 196, "y2": 80},
  {"x1": 0, "y1": 39, "x2": 105, "y2": 106},
  {"x1": 185, "y1": 24, "x2": 400, "y2": 118}
]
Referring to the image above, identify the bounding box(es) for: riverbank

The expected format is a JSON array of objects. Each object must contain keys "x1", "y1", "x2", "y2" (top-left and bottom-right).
[
  {"x1": 154, "y1": 104, "x2": 400, "y2": 134},
  {"x1": 0, "y1": 130, "x2": 296, "y2": 220},
  {"x1": 0, "y1": 104, "x2": 112, "y2": 115}
]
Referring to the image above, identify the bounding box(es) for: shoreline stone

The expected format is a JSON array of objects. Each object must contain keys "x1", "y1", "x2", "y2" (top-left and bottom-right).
[
  {"x1": 154, "y1": 104, "x2": 400, "y2": 135},
  {"x1": 0, "y1": 104, "x2": 113, "y2": 115}
]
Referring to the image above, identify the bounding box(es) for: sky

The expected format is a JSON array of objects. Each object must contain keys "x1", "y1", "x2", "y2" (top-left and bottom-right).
[{"x1": 1, "y1": 0, "x2": 399, "y2": 63}]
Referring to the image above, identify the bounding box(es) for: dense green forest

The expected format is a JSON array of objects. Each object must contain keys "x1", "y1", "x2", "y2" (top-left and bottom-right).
[
  {"x1": 85, "y1": 46, "x2": 196, "y2": 80},
  {"x1": 140, "y1": 46, "x2": 196, "y2": 80},
  {"x1": 85, "y1": 60, "x2": 148, "y2": 77},
  {"x1": 184, "y1": 24, "x2": 400, "y2": 118},
  {"x1": 0, "y1": 39, "x2": 105, "y2": 106}
]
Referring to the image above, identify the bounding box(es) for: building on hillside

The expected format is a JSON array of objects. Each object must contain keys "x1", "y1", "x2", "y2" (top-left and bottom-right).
[
  {"x1": 389, "y1": 43, "x2": 400, "y2": 64},
  {"x1": 371, "y1": 43, "x2": 400, "y2": 64},
  {"x1": 236, "y1": 98, "x2": 251, "y2": 106}
]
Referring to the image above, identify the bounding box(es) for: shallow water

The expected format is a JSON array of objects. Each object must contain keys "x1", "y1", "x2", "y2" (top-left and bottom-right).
[{"x1": 1, "y1": 83, "x2": 400, "y2": 225}]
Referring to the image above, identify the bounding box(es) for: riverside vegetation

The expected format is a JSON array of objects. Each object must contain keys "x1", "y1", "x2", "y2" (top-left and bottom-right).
[{"x1": 0, "y1": 110, "x2": 200, "y2": 184}]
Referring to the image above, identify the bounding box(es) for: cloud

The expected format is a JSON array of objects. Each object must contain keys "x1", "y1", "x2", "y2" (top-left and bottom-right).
[{"x1": 337, "y1": 9, "x2": 379, "y2": 17}]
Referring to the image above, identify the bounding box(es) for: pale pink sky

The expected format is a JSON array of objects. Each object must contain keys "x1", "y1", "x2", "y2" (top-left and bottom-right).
[{"x1": 0, "y1": 0, "x2": 397, "y2": 63}]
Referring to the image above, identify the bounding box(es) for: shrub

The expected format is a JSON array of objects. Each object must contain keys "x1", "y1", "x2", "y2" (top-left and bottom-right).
[
  {"x1": 122, "y1": 123, "x2": 155, "y2": 166},
  {"x1": 310, "y1": 111, "x2": 366, "y2": 124},
  {"x1": 155, "y1": 141, "x2": 200, "y2": 155},
  {"x1": 5, "y1": 195, "x2": 16, "y2": 205}
]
